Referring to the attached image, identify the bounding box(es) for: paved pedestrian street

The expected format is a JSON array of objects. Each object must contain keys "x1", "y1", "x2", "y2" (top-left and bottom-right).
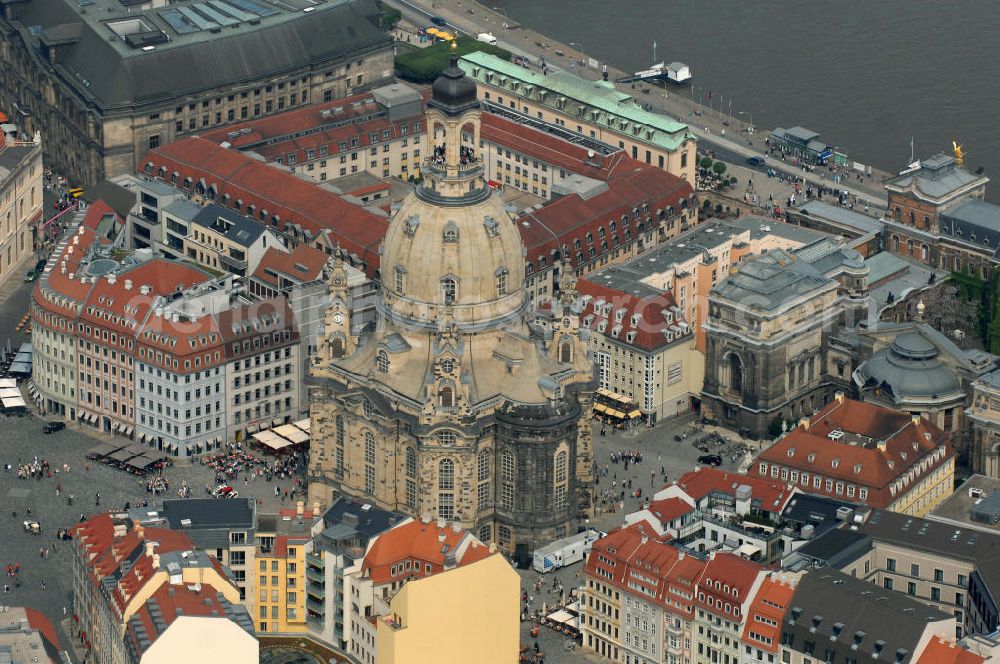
[{"x1": 0, "y1": 411, "x2": 305, "y2": 652}]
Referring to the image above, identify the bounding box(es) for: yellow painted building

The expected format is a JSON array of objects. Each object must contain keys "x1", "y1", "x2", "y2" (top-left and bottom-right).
[
  {"x1": 255, "y1": 510, "x2": 312, "y2": 634},
  {"x1": 374, "y1": 554, "x2": 519, "y2": 664}
]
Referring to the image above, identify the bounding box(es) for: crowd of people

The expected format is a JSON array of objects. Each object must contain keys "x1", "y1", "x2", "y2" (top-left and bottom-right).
[
  {"x1": 429, "y1": 145, "x2": 477, "y2": 166},
  {"x1": 14, "y1": 457, "x2": 49, "y2": 480}
]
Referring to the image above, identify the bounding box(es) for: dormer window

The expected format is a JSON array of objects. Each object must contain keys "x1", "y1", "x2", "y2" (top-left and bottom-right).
[
  {"x1": 443, "y1": 221, "x2": 459, "y2": 243},
  {"x1": 394, "y1": 266, "x2": 407, "y2": 294},
  {"x1": 404, "y1": 215, "x2": 420, "y2": 237},
  {"x1": 483, "y1": 216, "x2": 499, "y2": 237}
]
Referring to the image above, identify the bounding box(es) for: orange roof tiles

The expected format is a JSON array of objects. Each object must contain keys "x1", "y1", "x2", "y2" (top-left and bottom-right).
[
  {"x1": 142, "y1": 137, "x2": 387, "y2": 276},
  {"x1": 518, "y1": 164, "x2": 693, "y2": 270},
  {"x1": 23, "y1": 607, "x2": 62, "y2": 652},
  {"x1": 750, "y1": 398, "x2": 954, "y2": 509},
  {"x1": 916, "y1": 636, "x2": 986, "y2": 664},
  {"x1": 646, "y1": 497, "x2": 695, "y2": 525},
  {"x1": 252, "y1": 244, "x2": 328, "y2": 290},
  {"x1": 480, "y1": 113, "x2": 630, "y2": 182},
  {"x1": 362, "y1": 519, "x2": 493, "y2": 585},
  {"x1": 576, "y1": 278, "x2": 689, "y2": 351},
  {"x1": 741, "y1": 575, "x2": 796, "y2": 653},
  {"x1": 674, "y1": 467, "x2": 795, "y2": 514},
  {"x1": 696, "y1": 552, "x2": 763, "y2": 620}
]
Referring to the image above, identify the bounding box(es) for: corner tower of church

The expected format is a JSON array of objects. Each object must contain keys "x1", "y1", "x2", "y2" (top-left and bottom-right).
[{"x1": 307, "y1": 54, "x2": 596, "y2": 559}]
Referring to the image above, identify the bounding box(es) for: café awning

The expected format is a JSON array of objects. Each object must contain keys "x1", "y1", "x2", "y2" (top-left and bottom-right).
[
  {"x1": 627, "y1": 409, "x2": 642, "y2": 419},
  {"x1": 294, "y1": 418, "x2": 310, "y2": 433},
  {"x1": 593, "y1": 403, "x2": 609, "y2": 415},
  {"x1": 0, "y1": 388, "x2": 20, "y2": 399},
  {"x1": 0, "y1": 378, "x2": 17, "y2": 389},
  {"x1": 2, "y1": 396, "x2": 26, "y2": 408}
]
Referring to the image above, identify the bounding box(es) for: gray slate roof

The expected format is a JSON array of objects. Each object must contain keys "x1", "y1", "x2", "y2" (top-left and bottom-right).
[
  {"x1": 939, "y1": 199, "x2": 1000, "y2": 257},
  {"x1": 796, "y1": 199, "x2": 883, "y2": 234},
  {"x1": 783, "y1": 570, "x2": 951, "y2": 664},
  {"x1": 192, "y1": 204, "x2": 265, "y2": 247},
  {"x1": 885, "y1": 153, "x2": 985, "y2": 200},
  {"x1": 856, "y1": 330, "x2": 963, "y2": 399},
  {"x1": 712, "y1": 250, "x2": 834, "y2": 312},
  {"x1": 6, "y1": 0, "x2": 389, "y2": 111}
]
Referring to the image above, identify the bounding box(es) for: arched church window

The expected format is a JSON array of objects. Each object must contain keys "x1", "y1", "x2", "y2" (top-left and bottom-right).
[
  {"x1": 394, "y1": 266, "x2": 406, "y2": 294},
  {"x1": 438, "y1": 458, "x2": 454, "y2": 490},
  {"x1": 560, "y1": 341, "x2": 573, "y2": 363},
  {"x1": 438, "y1": 385, "x2": 454, "y2": 408},
  {"x1": 376, "y1": 350, "x2": 389, "y2": 374},
  {"x1": 442, "y1": 277, "x2": 457, "y2": 304},
  {"x1": 443, "y1": 221, "x2": 459, "y2": 243}
]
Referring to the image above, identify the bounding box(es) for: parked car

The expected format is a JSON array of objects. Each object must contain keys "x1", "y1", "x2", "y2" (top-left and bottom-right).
[
  {"x1": 24, "y1": 259, "x2": 46, "y2": 283},
  {"x1": 745, "y1": 156, "x2": 766, "y2": 168},
  {"x1": 42, "y1": 421, "x2": 66, "y2": 434},
  {"x1": 697, "y1": 454, "x2": 723, "y2": 466},
  {"x1": 430, "y1": 15, "x2": 447, "y2": 26}
]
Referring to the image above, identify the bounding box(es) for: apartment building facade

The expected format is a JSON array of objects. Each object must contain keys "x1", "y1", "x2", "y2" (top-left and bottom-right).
[
  {"x1": 0, "y1": 128, "x2": 42, "y2": 285},
  {"x1": 459, "y1": 52, "x2": 697, "y2": 188},
  {"x1": 0, "y1": 0, "x2": 393, "y2": 185}
]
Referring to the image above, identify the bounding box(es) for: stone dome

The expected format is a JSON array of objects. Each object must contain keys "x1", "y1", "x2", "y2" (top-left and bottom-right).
[
  {"x1": 429, "y1": 54, "x2": 479, "y2": 116},
  {"x1": 380, "y1": 189, "x2": 526, "y2": 328},
  {"x1": 857, "y1": 332, "x2": 962, "y2": 399}
]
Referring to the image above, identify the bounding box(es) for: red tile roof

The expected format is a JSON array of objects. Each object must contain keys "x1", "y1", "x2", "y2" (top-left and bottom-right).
[
  {"x1": 576, "y1": 278, "x2": 691, "y2": 351},
  {"x1": 518, "y1": 164, "x2": 693, "y2": 271},
  {"x1": 480, "y1": 113, "x2": 630, "y2": 181},
  {"x1": 125, "y1": 578, "x2": 243, "y2": 658},
  {"x1": 749, "y1": 398, "x2": 954, "y2": 509},
  {"x1": 23, "y1": 607, "x2": 62, "y2": 652},
  {"x1": 362, "y1": 519, "x2": 494, "y2": 585},
  {"x1": 916, "y1": 636, "x2": 986, "y2": 664},
  {"x1": 197, "y1": 89, "x2": 425, "y2": 164},
  {"x1": 252, "y1": 244, "x2": 328, "y2": 290},
  {"x1": 141, "y1": 138, "x2": 387, "y2": 276},
  {"x1": 741, "y1": 574, "x2": 797, "y2": 653},
  {"x1": 646, "y1": 497, "x2": 695, "y2": 525},
  {"x1": 696, "y1": 552, "x2": 763, "y2": 620},
  {"x1": 674, "y1": 467, "x2": 796, "y2": 514}
]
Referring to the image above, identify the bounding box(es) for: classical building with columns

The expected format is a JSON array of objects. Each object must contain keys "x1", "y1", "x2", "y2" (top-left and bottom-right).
[{"x1": 307, "y1": 54, "x2": 596, "y2": 559}]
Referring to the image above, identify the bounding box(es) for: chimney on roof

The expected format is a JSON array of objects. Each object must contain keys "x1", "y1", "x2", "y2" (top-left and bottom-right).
[
  {"x1": 876, "y1": 440, "x2": 887, "y2": 452},
  {"x1": 835, "y1": 391, "x2": 845, "y2": 403},
  {"x1": 108, "y1": 274, "x2": 117, "y2": 285},
  {"x1": 296, "y1": 501, "x2": 304, "y2": 517},
  {"x1": 73, "y1": 236, "x2": 79, "y2": 245},
  {"x1": 488, "y1": 542, "x2": 497, "y2": 553},
  {"x1": 436, "y1": 518, "x2": 446, "y2": 529},
  {"x1": 451, "y1": 521, "x2": 461, "y2": 533},
  {"x1": 124, "y1": 279, "x2": 132, "y2": 291},
  {"x1": 78, "y1": 226, "x2": 84, "y2": 236},
  {"x1": 312, "y1": 502, "x2": 321, "y2": 517},
  {"x1": 68, "y1": 272, "x2": 75, "y2": 280},
  {"x1": 911, "y1": 414, "x2": 921, "y2": 426},
  {"x1": 799, "y1": 416, "x2": 810, "y2": 430},
  {"x1": 421, "y1": 514, "x2": 432, "y2": 524},
  {"x1": 438, "y1": 533, "x2": 446, "y2": 543},
  {"x1": 140, "y1": 284, "x2": 151, "y2": 295}
]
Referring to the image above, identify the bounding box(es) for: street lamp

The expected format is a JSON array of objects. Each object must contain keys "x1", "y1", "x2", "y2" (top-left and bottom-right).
[
  {"x1": 569, "y1": 41, "x2": 585, "y2": 67},
  {"x1": 491, "y1": 6, "x2": 508, "y2": 40},
  {"x1": 739, "y1": 110, "x2": 754, "y2": 133}
]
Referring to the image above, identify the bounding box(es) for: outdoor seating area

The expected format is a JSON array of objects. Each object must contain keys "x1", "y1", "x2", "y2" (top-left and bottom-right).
[
  {"x1": 5, "y1": 342, "x2": 32, "y2": 377},
  {"x1": 250, "y1": 419, "x2": 311, "y2": 451},
  {"x1": 86, "y1": 442, "x2": 165, "y2": 475}
]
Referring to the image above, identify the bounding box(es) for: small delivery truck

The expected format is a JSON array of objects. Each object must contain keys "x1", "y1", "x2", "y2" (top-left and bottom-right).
[{"x1": 532, "y1": 529, "x2": 603, "y2": 573}]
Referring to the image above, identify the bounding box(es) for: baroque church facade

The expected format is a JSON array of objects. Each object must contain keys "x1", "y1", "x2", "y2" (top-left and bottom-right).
[{"x1": 307, "y1": 54, "x2": 596, "y2": 555}]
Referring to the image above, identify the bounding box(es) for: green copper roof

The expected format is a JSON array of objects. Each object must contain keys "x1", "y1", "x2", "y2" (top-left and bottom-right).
[{"x1": 460, "y1": 52, "x2": 694, "y2": 152}]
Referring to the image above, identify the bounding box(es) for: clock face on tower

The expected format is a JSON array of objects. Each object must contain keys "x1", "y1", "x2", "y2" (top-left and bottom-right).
[
  {"x1": 333, "y1": 275, "x2": 344, "y2": 287},
  {"x1": 333, "y1": 313, "x2": 344, "y2": 324}
]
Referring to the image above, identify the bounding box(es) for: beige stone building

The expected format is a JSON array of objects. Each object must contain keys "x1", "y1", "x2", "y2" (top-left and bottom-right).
[
  {"x1": 198, "y1": 83, "x2": 427, "y2": 183},
  {"x1": 459, "y1": 52, "x2": 697, "y2": 188},
  {"x1": 967, "y1": 371, "x2": 1000, "y2": 478},
  {"x1": 307, "y1": 57, "x2": 596, "y2": 559},
  {"x1": 0, "y1": 0, "x2": 393, "y2": 185},
  {"x1": 0, "y1": 129, "x2": 42, "y2": 284}
]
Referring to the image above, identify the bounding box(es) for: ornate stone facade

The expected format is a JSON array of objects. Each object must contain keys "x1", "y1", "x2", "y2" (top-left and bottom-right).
[{"x1": 307, "y1": 55, "x2": 595, "y2": 558}]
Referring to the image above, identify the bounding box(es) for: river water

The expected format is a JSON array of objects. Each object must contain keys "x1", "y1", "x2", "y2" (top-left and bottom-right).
[{"x1": 493, "y1": 0, "x2": 1000, "y2": 196}]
